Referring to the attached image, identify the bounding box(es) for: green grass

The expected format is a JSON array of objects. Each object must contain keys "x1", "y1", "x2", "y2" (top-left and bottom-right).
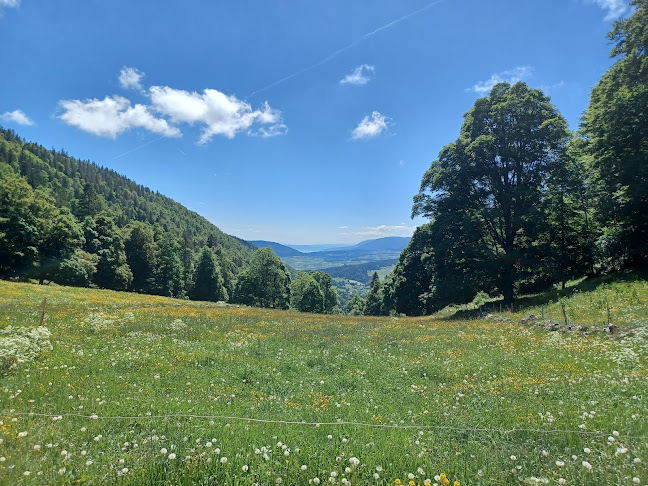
[{"x1": 0, "y1": 279, "x2": 647, "y2": 485}]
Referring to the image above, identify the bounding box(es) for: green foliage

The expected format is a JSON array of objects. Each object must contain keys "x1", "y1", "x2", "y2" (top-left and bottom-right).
[
  {"x1": 290, "y1": 271, "x2": 324, "y2": 313},
  {"x1": 309, "y1": 270, "x2": 338, "y2": 313},
  {"x1": 364, "y1": 272, "x2": 386, "y2": 316},
  {"x1": 155, "y1": 233, "x2": 184, "y2": 298},
  {"x1": 582, "y1": 0, "x2": 648, "y2": 268},
  {"x1": 234, "y1": 247, "x2": 291, "y2": 309},
  {"x1": 345, "y1": 294, "x2": 366, "y2": 315},
  {"x1": 189, "y1": 248, "x2": 227, "y2": 302},
  {"x1": 91, "y1": 216, "x2": 133, "y2": 291},
  {"x1": 124, "y1": 222, "x2": 157, "y2": 293}
]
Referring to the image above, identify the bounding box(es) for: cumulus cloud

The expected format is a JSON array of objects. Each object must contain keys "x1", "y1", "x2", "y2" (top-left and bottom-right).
[
  {"x1": 352, "y1": 224, "x2": 415, "y2": 237},
  {"x1": 1, "y1": 109, "x2": 34, "y2": 126},
  {"x1": 149, "y1": 86, "x2": 285, "y2": 143},
  {"x1": 118, "y1": 67, "x2": 144, "y2": 90},
  {"x1": 59, "y1": 95, "x2": 181, "y2": 138},
  {"x1": 470, "y1": 66, "x2": 534, "y2": 94},
  {"x1": 590, "y1": 0, "x2": 628, "y2": 20},
  {"x1": 351, "y1": 111, "x2": 388, "y2": 140},
  {"x1": 340, "y1": 64, "x2": 375, "y2": 86}
]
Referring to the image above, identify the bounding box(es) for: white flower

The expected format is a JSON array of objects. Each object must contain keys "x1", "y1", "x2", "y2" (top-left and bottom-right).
[
  {"x1": 277, "y1": 442, "x2": 282, "y2": 447},
  {"x1": 582, "y1": 461, "x2": 592, "y2": 470},
  {"x1": 61, "y1": 450, "x2": 68, "y2": 456},
  {"x1": 632, "y1": 478, "x2": 640, "y2": 484},
  {"x1": 583, "y1": 448, "x2": 590, "y2": 453},
  {"x1": 558, "y1": 479, "x2": 566, "y2": 485},
  {"x1": 121, "y1": 468, "x2": 129, "y2": 474},
  {"x1": 342, "y1": 438, "x2": 348, "y2": 443},
  {"x1": 374, "y1": 473, "x2": 380, "y2": 479},
  {"x1": 160, "y1": 448, "x2": 168, "y2": 455},
  {"x1": 86, "y1": 460, "x2": 93, "y2": 466},
  {"x1": 408, "y1": 473, "x2": 415, "y2": 479},
  {"x1": 242, "y1": 465, "x2": 249, "y2": 472},
  {"x1": 377, "y1": 466, "x2": 383, "y2": 472},
  {"x1": 215, "y1": 448, "x2": 221, "y2": 454},
  {"x1": 313, "y1": 478, "x2": 320, "y2": 485},
  {"x1": 58, "y1": 468, "x2": 66, "y2": 475},
  {"x1": 608, "y1": 436, "x2": 615, "y2": 442},
  {"x1": 118, "y1": 459, "x2": 125, "y2": 465},
  {"x1": 556, "y1": 460, "x2": 565, "y2": 466},
  {"x1": 635, "y1": 458, "x2": 642, "y2": 464},
  {"x1": 434, "y1": 475, "x2": 441, "y2": 481},
  {"x1": 330, "y1": 471, "x2": 337, "y2": 477},
  {"x1": 349, "y1": 457, "x2": 360, "y2": 467},
  {"x1": 205, "y1": 442, "x2": 212, "y2": 448},
  {"x1": 17, "y1": 431, "x2": 27, "y2": 438},
  {"x1": 612, "y1": 430, "x2": 619, "y2": 437},
  {"x1": 220, "y1": 457, "x2": 227, "y2": 464},
  {"x1": 168, "y1": 453, "x2": 176, "y2": 460},
  {"x1": 301, "y1": 465, "x2": 308, "y2": 471},
  {"x1": 510, "y1": 455, "x2": 517, "y2": 461},
  {"x1": 23, "y1": 471, "x2": 30, "y2": 476},
  {"x1": 327, "y1": 435, "x2": 333, "y2": 440},
  {"x1": 33, "y1": 445, "x2": 41, "y2": 451},
  {"x1": 345, "y1": 467, "x2": 351, "y2": 473}
]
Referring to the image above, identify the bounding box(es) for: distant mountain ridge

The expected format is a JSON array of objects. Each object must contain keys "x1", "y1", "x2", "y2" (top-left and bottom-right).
[{"x1": 249, "y1": 240, "x2": 304, "y2": 257}]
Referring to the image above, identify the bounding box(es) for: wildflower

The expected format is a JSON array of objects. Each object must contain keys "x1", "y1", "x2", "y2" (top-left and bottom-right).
[
  {"x1": 205, "y1": 442, "x2": 212, "y2": 447},
  {"x1": 17, "y1": 431, "x2": 27, "y2": 438},
  {"x1": 118, "y1": 459, "x2": 125, "y2": 465},
  {"x1": 168, "y1": 453, "x2": 176, "y2": 460},
  {"x1": 424, "y1": 481, "x2": 431, "y2": 486},
  {"x1": 121, "y1": 468, "x2": 129, "y2": 474},
  {"x1": 395, "y1": 480, "x2": 402, "y2": 485},
  {"x1": 582, "y1": 461, "x2": 592, "y2": 470},
  {"x1": 556, "y1": 460, "x2": 565, "y2": 466},
  {"x1": 608, "y1": 436, "x2": 615, "y2": 442},
  {"x1": 61, "y1": 450, "x2": 68, "y2": 456},
  {"x1": 374, "y1": 473, "x2": 381, "y2": 480},
  {"x1": 632, "y1": 478, "x2": 640, "y2": 484},
  {"x1": 221, "y1": 457, "x2": 228, "y2": 464},
  {"x1": 454, "y1": 482, "x2": 460, "y2": 486},
  {"x1": 23, "y1": 471, "x2": 30, "y2": 476},
  {"x1": 33, "y1": 445, "x2": 41, "y2": 451},
  {"x1": 408, "y1": 473, "x2": 415, "y2": 480},
  {"x1": 160, "y1": 448, "x2": 168, "y2": 455},
  {"x1": 510, "y1": 455, "x2": 517, "y2": 461},
  {"x1": 215, "y1": 448, "x2": 221, "y2": 454},
  {"x1": 58, "y1": 468, "x2": 66, "y2": 475},
  {"x1": 558, "y1": 479, "x2": 566, "y2": 485},
  {"x1": 284, "y1": 450, "x2": 290, "y2": 456},
  {"x1": 345, "y1": 467, "x2": 351, "y2": 474},
  {"x1": 616, "y1": 446, "x2": 628, "y2": 455},
  {"x1": 327, "y1": 435, "x2": 333, "y2": 440},
  {"x1": 410, "y1": 482, "x2": 416, "y2": 486},
  {"x1": 86, "y1": 460, "x2": 93, "y2": 466},
  {"x1": 302, "y1": 465, "x2": 308, "y2": 471},
  {"x1": 612, "y1": 430, "x2": 619, "y2": 437},
  {"x1": 0, "y1": 457, "x2": 5, "y2": 462},
  {"x1": 313, "y1": 478, "x2": 320, "y2": 485},
  {"x1": 349, "y1": 457, "x2": 360, "y2": 467},
  {"x1": 242, "y1": 465, "x2": 249, "y2": 472},
  {"x1": 635, "y1": 458, "x2": 642, "y2": 464}
]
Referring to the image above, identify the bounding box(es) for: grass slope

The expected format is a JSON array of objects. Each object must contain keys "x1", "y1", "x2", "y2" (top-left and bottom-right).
[{"x1": 0, "y1": 279, "x2": 646, "y2": 485}]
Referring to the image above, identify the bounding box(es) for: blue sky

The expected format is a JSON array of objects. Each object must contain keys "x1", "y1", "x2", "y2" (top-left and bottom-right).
[{"x1": 0, "y1": 0, "x2": 631, "y2": 244}]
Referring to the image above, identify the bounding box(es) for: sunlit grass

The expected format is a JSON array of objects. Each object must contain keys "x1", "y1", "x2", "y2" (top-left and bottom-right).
[{"x1": 0, "y1": 279, "x2": 646, "y2": 485}]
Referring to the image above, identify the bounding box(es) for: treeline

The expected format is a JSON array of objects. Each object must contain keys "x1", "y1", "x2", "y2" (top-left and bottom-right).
[{"x1": 362, "y1": 3, "x2": 648, "y2": 316}]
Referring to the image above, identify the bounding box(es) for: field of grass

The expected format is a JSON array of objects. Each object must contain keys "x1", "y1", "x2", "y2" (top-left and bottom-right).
[{"x1": 0, "y1": 279, "x2": 647, "y2": 485}]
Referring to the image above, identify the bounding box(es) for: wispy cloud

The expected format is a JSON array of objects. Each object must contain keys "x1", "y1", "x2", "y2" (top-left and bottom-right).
[
  {"x1": 352, "y1": 224, "x2": 415, "y2": 237},
  {"x1": 248, "y1": 0, "x2": 445, "y2": 97},
  {"x1": 338, "y1": 225, "x2": 349, "y2": 229},
  {"x1": 340, "y1": 64, "x2": 375, "y2": 86},
  {"x1": 0, "y1": 0, "x2": 20, "y2": 15},
  {"x1": 1, "y1": 109, "x2": 34, "y2": 126},
  {"x1": 589, "y1": 0, "x2": 628, "y2": 20},
  {"x1": 60, "y1": 68, "x2": 287, "y2": 143},
  {"x1": 351, "y1": 111, "x2": 388, "y2": 140},
  {"x1": 470, "y1": 66, "x2": 534, "y2": 94},
  {"x1": 118, "y1": 67, "x2": 144, "y2": 90}
]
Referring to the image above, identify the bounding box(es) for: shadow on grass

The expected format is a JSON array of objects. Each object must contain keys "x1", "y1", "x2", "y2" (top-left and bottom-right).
[{"x1": 438, "y1": 270, "x2": 647, "y2": 321}]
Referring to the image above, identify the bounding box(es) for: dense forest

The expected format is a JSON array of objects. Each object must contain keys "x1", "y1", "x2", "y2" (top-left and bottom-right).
[{"x1": 1, "y1": 2, "x2": 646, "y2": 316}]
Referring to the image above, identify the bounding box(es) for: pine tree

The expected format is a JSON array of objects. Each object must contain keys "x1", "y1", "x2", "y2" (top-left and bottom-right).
[{"x1": 189, "y1": 248, "x2": 227, "y2": 302}]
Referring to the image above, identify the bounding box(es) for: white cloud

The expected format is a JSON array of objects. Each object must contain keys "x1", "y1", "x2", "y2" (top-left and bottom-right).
[
  {"x1": 340, "y1": 64, "x2": 375, "y2": 86},
  {"x1": 118, "y1": 67, "x2": 144, "y2": 90},
  {"x1": 0, "y1": 0, "x2": 20, "y2": 10},
  {"x1": 351, "y1": 111, "x2": 388, "y2": 140},
  {"x1": 149, "y1": 86, "x2": 285, "y2": 143},
  {"x1": 59, "y1": 95, "x2": 181, "y2": 139},
  {"x1": 352, "y1": 224, "x2": 415, "y2": 237},
  {"x1": 1, "y1": 109, "x2": 34, "y2": 126},
  {"x1": 590, "y1": 0, "x2": 628, "y2": 20},
  {"x1": 470, "y1": 66, "x2": 534, "y2": 94},
  {"x1": 338, "y1": 225, "x2": 349, "y2": 229}
]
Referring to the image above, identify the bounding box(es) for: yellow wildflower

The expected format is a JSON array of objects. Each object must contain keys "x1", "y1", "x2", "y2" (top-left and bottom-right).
[
  {"x1": 410, "y1": 482, "x2": 416, "y2": 486},
  {"x1": 395, "y1": 480, "x2": 402, "y2": 486},
  {"x1": 454, "y1": 482, "x2": 461, "y2": 486}
]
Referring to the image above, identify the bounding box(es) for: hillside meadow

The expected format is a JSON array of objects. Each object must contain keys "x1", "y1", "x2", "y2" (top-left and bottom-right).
[{"x1": 0, "y1": 280, "x2": 647, "y2": 485}]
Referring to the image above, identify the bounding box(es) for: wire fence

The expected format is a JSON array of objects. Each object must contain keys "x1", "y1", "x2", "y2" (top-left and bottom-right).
[{"x1": 4, "y1": 411, "x2": 647, "y2": 440}]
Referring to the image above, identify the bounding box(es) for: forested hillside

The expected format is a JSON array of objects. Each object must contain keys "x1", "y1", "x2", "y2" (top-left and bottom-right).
[{"x1": 0, "y1": 127, "x2": 257, "y2": 300}]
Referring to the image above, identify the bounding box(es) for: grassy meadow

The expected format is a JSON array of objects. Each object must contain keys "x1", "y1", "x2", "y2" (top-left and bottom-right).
[{"x1": 0, "y1": 279, "x2": 647, "y2": 485}]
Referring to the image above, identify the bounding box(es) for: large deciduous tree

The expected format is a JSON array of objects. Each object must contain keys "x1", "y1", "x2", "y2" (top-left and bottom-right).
[
  {"x1": 413, "y1": 82, "x2": 570, "y2": 302},
  {"x1": 233, "y1": 247, "x2": 291, "y2": 309},
  {"x1": 582, "y1": 0, "x2": 648, "y2": 268}
]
